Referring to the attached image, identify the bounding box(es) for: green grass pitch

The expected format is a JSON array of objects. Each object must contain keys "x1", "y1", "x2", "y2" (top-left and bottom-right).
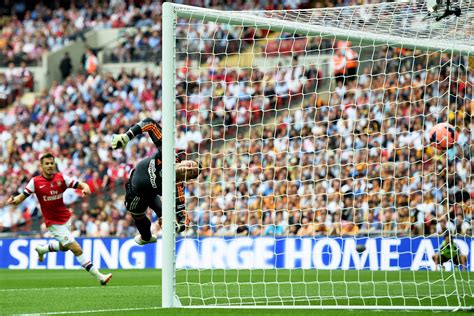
[{"x1": 0, "y1": 269, "x2": 472, "y2": 315}]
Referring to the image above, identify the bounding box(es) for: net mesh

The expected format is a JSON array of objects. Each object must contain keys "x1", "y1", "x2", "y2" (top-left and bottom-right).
[{"x1": 169, "y1": 1, "x2": 474, "y2": 308}]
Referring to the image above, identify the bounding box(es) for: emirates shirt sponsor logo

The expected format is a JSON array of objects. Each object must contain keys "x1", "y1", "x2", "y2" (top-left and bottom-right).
[{"x1": 43, "y1": 193, "x2": 63, "y2": 201}]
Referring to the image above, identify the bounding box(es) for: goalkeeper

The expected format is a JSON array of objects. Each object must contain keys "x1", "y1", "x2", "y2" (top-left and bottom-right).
[
  {"x1": 432, "y1": 232, "x2": 467, "y2": 271},
  {"x1": 111, "y1": 118, "x2": 199, "y2": 245}
]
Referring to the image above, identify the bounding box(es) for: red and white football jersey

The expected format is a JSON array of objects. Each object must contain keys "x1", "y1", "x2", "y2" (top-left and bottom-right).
[{"x1": 23, "y1": 173, "x2": 79, "y2": 227}]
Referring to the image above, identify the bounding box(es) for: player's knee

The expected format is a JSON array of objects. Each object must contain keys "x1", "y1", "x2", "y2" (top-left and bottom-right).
[
  {"x1": 132, "y1": 213, "x2": 146, "y2": 220},
  {"x1": 67, "y1": 242, "x2": 83, "y2": 256}
]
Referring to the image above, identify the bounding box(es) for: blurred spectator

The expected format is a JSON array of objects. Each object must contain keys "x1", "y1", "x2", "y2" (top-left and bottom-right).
[
  {"x1": 83, "y1": 48, "x2": 99, "y2": 75},
  {"x1": 17, "y1": 61, "x2": 33, "y2": 91},
  {"x1": 0, "y1": 74, "x2": 12, "y2": 108},
  {"x1": 1, "y1": 61, "x2": 33, "y2": 98},
  {"x1": 59, "y1": 52, "x2": 73, "y2": 80}
]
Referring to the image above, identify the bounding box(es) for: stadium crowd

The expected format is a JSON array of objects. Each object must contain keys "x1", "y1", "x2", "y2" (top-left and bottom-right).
[
  {"x1": 0, "y1": 0, "x2": 473, "y2": 239},
  {"x1": 1, "y1": 43, "x2": 473, "y2": 238},
  {"x1": 1, "y1": 2, "x2": 107, "y2": 67},
  {"x1": 104, "y1": 0, "x2": 391, "y2": 63},
  {"x1": 1, "y1": 0, "x2": 316, "y2": 66},
  {"x1": 181, "y1": 46, "x2": 473, "y2": 238}
]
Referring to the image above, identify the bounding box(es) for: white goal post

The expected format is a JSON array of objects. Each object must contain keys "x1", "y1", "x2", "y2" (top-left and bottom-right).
[{"x1": 162, "y1": 1, "x2": 474, "y2": 310}]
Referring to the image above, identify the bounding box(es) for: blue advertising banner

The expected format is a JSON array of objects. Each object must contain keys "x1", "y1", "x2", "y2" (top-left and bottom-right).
[{"x1": 0, "y1": 237, "x2": 472, "y2": 271}]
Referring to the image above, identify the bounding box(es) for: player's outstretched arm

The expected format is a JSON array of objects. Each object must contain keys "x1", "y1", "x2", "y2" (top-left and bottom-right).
[
  {"x1": 111, "y1": 118, "x2": 162, "y2": 150},
  {"x1": 111, "y1": 134, "x2": 130, "y2": 149},
  {"x1": 5, "y1": 193, "x2": 27, "y2": 206}
]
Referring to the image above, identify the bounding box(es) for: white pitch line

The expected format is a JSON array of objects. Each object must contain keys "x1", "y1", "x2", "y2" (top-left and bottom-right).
[
  {"x1": 11, "y1": 305, "x2": 471, "y2": 315},
  {"x1": 12, "y1": 306, "x2": 162, "y2": 315},
  {"x1": 0, "y1": 284, "x2": 160, "y2": 292}
]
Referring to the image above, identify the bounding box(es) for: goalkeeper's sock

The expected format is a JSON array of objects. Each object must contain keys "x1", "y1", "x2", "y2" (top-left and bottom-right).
[
  {"x1": 76, "y1": 254, "x2": 101, "y2": 279},
  {"x1": 37, "y1": 241, "x2": 61, "y2": 254},
  {"x1": 133, "y1": 215, "x2": 152, "y2": 241}
]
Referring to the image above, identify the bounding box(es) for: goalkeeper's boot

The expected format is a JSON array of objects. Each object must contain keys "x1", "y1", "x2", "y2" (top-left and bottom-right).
[
  {"x1": 99, "y1": 273, "x2": 113, "y2": 286},
  {"x1": 176, "y1": 210, "x2": 190, "y2": 233},
  {"x1": 134, "y1": 234, "x2": 158, "y2": 245},
  {"x1": 35, "y1": 245, "x2": 46, "y2": 262}
]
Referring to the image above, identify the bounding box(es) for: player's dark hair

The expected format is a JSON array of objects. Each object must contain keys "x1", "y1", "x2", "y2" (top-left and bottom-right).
[
  {"x1": 444, "y1": 231, "x2": 452, "y2": 240},
  {"x1": 40, "y1": 152, "x2": 55, "y2": 163}
]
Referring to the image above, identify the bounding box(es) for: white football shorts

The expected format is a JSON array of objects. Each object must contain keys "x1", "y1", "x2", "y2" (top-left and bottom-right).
[{"x1": 48, "y1": 219, "x2": 75, "y2": 246}]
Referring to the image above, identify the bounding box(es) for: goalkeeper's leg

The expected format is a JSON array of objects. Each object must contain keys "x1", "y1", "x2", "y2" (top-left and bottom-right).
[
  {"x1": 432, "y1": 253, "x2": 441, "y2": 271},
  {"x1": 125, "y1": 178, "x2": 157, "y2": 244},
  {"x1": 460, "y1": 255, "x2": 467, "y2": 270},
  {"x1": 131, "y1": 213, "x2": 158, "y2": 244},
  {"x1": 455, "y1": 254, "x2": 467, "y2": 271},
  {"x1": 149, "y1": 195, "x2": 188, "y2": 233}
]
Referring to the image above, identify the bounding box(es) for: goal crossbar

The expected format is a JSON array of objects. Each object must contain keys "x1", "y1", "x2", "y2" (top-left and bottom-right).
[{"x1": 171, "y1": 3, "x2": 474, "y2": 54}]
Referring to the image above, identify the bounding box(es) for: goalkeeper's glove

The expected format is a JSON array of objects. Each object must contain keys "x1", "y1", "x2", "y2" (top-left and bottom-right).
[{"x1": 111, "y1": 133, "x2": 130, "y2": 149}]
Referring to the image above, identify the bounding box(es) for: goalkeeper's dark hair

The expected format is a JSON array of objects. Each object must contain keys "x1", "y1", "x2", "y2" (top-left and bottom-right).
[
  {"x1": 443, "y1": 231, "x2": 453, "y2": 240},
  {"x1": 40, "y1": 152, "x2": 55, "y2": 163}
]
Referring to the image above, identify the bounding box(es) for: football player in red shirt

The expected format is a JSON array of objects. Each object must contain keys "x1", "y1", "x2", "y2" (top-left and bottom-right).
[{"x1": 5, "y1": 153, "x2": 112, "y2": 285}]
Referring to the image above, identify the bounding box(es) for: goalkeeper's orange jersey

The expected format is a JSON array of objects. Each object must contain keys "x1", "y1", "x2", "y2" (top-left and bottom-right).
[{"x1": 125, "y1": 117, "x2": 185, "y2": 207}]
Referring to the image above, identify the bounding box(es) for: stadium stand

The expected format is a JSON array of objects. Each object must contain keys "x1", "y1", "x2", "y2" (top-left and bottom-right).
[{"x1": 0, "y1": 0, "x2": 472, "y2": 240}]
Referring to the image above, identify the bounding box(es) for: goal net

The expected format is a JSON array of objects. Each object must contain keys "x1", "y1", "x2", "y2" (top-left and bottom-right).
[{"x1": 161, "y1": 1, "x2": 474, "y2": 310}]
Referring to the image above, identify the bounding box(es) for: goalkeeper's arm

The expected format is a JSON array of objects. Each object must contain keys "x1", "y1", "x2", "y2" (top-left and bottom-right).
[
  {"x1": 112, "y1": 118, "x2": 200, "y2": 180},
  {"x1": 112, "y1": 118, "x2": 162, "y2": 149}
]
